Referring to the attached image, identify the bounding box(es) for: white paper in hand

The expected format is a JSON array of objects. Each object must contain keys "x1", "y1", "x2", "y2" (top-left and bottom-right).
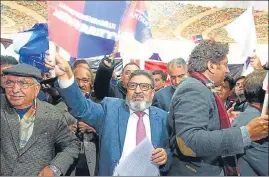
[{"x1": 114, "y1": 138, "x2": 160, "y2": 176}]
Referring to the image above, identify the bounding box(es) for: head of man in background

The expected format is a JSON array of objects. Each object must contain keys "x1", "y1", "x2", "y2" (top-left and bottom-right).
[
  {"x1": 216, "y1": 75, "x2": 235, "y2": 108},
  {"x1": 167, "y1": 58, "x2": 187, "y2": 89},
  {"x1": 121, "y1": 62, "x2": 140, "y2": 88},
  {"x1": 232, "y1": 76, "x2": 249, "y2": 112},
  {"x1": 0, "y1": 55, "x2": 18, "y2": 92},
  {"x1": 72, "y1": 59, "x2": 90, "y2": 70},
  {"x1": 74, "y1": 64, "x2": 94, "y2": 97},
  {"x1": 152, "y1": 70, "x2": 167, "y2": 91},
  {"x1": 234, "y1": 76, "x2": 246, "y2": 101}
]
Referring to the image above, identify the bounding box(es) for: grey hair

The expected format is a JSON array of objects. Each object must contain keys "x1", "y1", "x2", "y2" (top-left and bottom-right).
[
  {"x1": 32, "y1": 78, "x2": 39, "y2": 84},
  {"x1": 167, "y1": 58, "x2": 187, "y2": 71},
  {"x1": 128, "y1": 70, "x2": 154, "y2": 89},
  {"x1": 188, "y1": 40, "x2": 229, "y2": 72}
]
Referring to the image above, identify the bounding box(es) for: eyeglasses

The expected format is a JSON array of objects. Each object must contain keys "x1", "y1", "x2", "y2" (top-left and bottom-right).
[
  {"x1": 75, "y1": 78, "x2": 91, "y2": 84},
  {"x1": 4, "y1": 80, "x2": 35, "y2": 89},
  {"x1": 127, "y1": 82, "x2": 153, "y2": 91}
]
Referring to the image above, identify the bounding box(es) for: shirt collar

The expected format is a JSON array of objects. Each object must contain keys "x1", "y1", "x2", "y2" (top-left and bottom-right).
[{"x1": 130, "y1": 108, "x2": 149, "y2": 116}]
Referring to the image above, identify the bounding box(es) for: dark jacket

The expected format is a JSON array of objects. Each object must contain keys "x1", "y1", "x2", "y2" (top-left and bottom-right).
[
  {"x1": 94, "y1": 59, "x2": 126, "y2": 100},
  {"x1": 56, "y1": 101, "x2": 98, "y2": 176},
  {"x1": 232, "y1": 105, "x2": 268, "y2": 176},
  {"x1": 152, "y1": 86, "x2": 176, "y2": 112},
  {"x1": 230, "y1": 99, "x2": 249, "y2": 112}
]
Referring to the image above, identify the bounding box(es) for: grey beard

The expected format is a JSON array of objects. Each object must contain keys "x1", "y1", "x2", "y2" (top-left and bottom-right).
[{"x1": 125, "y1": 97, "x2": 152, "y2": 111}]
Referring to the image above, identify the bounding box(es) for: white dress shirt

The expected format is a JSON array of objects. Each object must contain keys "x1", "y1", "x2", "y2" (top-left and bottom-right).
[{"x1": 120, "y1": 109, "x2": 151, "y2": 163}]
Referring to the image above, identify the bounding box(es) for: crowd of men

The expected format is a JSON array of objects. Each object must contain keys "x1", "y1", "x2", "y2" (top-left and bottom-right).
[{"x1": 0, "y1": 40, "x2": 268, "y2": 176}]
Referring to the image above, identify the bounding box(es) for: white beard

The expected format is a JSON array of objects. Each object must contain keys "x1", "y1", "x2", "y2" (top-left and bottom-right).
[{"x1": 126, "y1": 97, "x2": 152, "y2": 111}]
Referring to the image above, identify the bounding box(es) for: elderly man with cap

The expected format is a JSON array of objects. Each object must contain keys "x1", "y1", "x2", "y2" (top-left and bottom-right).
[{"x1": 0, "y1": 63, "x2": 80, "y2": 176}]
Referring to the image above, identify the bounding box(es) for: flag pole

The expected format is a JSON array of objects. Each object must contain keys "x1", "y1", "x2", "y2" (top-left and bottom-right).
[
  {"x1": 261, "y1": 92, "x2": 268, "y2": 115},
  {"x1": 261, "y1": 72, "x2": 268, "y2": 115}
]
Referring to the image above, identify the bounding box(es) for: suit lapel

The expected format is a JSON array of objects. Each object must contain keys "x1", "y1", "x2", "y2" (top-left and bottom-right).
[
  {"x1": 19, "y1": 100, "x2": 48, "y2": 156},
  {"x1": 149, "y1": 107, "x2": 161, "y2": 147},
  {"x1": 118, "y1": 102, "x2": 130, "y2": 155},
  {"x1": 2, "y1": 99, "x2": 20, "y2": 153}
]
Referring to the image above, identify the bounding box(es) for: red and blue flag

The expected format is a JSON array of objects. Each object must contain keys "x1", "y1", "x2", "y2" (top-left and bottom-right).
[{"x1": 48, "y1": 1, "x2": 152, "y2": 58}]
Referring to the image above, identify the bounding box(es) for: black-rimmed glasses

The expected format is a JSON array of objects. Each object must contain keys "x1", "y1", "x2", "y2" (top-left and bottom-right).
[{"x1": 127, "y1": 82, "x2": 153, "y2": 91}]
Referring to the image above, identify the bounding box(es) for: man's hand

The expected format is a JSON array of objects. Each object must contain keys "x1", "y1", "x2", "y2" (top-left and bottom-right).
[
  {"x1": 68, "y1": 124, "x2": 77, "y2": 133},
  {"x1": 250, "y1": 55, "x2": 263, "y2": 70},
  {"x1": 38, "y1": 166, "x2": 54, "y2": 176},
  {"x1": 227, "y1": 107, "x2": 240, "y2": 123},
  {"x1": 246, "y1": 115, "x2": 269, "y2": 141},
  {"x1": 151, "y1": 148, "x2": 167, "y2": 165},
  {"x1": 78, "y1": 121, "x2": 96, "y2": 133},
  {"x1": 45, "y1": 50, "x2": 73, "y2": 80}
]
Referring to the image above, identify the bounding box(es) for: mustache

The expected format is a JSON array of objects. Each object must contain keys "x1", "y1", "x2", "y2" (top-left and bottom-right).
[
  {"x1": 10, "y1": 94, "x2": 24, "y2": 97},
  {"x1": 132, "y1": 94, "x2": 144, "y2": 99},
  {"x1": 79, "y1": 86, "x2": 86, "y2": 91}
]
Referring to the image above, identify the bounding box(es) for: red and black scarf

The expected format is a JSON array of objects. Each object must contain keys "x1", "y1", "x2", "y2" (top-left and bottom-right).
[{"x1": 189, "y1": 71, "x2": 240, "y2": 176}]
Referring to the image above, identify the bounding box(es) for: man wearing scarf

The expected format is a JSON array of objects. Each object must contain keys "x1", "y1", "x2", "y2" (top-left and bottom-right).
[
  {"x1": 0, "y1": 63, "x2": 80, "y2": 176},
  {"x1": 167, "y1": 40, "x2": 268, "y2": 176}
]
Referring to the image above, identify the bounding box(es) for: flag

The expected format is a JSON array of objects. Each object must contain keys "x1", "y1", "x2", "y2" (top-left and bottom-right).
[
  {"x1": 225, "y1": 7, "x2": 257, "y2": 76},
  {"x1": 263, "y1": 72, "x2": 268, "y2": 94},
  {"x1": 245, "y1": 56, "x2": 251, "y2": 69},
  {"x1": 13, "y1": 23, "x2": 49, "y2": 73},
  {"x1": 1, "y1": 43, "x2": 6, "y2": 55},
  {"x1": 48, "y1": 1, "x2": 128, "y2": 58},
  {"x1": 144, "y1": 60, "x2": 170, "y2": 85},
  {"x1": 120, "y1": 1, "x2": 152, "y2": 43},
  {"x1": 192, "y1": 34, "x2": 203, "y2": 44}
]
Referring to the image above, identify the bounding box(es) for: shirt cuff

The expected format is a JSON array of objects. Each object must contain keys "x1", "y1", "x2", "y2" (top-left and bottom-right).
[
  {"x1": 48, "y1": 164, "x2": 62, "y2": 176},
  {"x1": 240, "y1": 126, "x2": 252, "y2": 147},
  {"x1": 58, "y1": 76, "x2": 74, "y2": 88}
]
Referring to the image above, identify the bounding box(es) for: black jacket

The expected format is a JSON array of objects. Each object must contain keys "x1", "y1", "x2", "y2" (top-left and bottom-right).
[{"x1": 94, "y1": 59, "x2": 126, "y2": 100}]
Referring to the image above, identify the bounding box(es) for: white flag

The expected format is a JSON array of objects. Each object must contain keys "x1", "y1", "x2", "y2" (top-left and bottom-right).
[
  {"x1": 263, "y1": 72, "x2": 268, "y2": 93},
  {"x1": 225, "y1": 7, "x2": 257, "y2": 58}
]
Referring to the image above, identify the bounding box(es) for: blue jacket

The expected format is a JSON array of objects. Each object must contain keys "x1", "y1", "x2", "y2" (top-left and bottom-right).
[{"x1": 59, "y1": 82, "x2": 172, "y2": 175}]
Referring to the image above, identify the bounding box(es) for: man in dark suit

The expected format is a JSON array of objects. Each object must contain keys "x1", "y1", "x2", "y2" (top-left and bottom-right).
[
  {"x1": 232, "y1": 70, "x2": 268, "y2": 176},
  {"x1": 45, "y1": 53, "x2": 172, "y2": 175},
  {"x1": 152, "y1": 58, "x2": 187, "y2": 112},
  {"x1": 0, "y1": 64, "x2": 80, "y2": 176},
  {"x1": 167, "y1": 40, "x2": 268, "y2": 176},
  {"x1": 94, "y1": 55, "x2": 140, "y2": 100}
]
